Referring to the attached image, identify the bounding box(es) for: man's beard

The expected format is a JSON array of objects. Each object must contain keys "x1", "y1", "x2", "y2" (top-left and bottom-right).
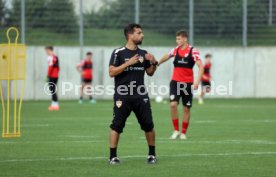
[{"x1": 135, "y1": 40, "x2": 142, "y2": 45}]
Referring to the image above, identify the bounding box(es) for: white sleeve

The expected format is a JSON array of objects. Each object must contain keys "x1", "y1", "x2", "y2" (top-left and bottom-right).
[
  {"x1": 48, "y1": 56, "x2": 53, "y2": 66},
  {"x1": 168, "y1": 48, "x2": 176, "y2": 57},
  {"x1": 192, "y1": 48, "x2": 201, "y2": 61}
]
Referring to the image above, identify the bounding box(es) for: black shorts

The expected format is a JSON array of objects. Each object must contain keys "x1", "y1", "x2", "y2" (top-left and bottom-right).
[
  {"x1": 82, "y1": 78, "x2": 92, "y2": 83},
  {"x1": 110, "y1": 96, "x2": 154, "y2": 134},
  {"x1": 201, "y1": 81, "x2": 211, "y2": 87},
  {"x1": 169, "y1": 80, "x2": 193, "y2": 107}
]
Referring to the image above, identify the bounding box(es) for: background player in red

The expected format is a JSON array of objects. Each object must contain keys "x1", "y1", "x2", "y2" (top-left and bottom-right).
[
  {"x1": 76, "y1": 52, "x2": 96, "y2": 104},
  {"x1": 45, "y1": 46, "x2": 60, "y2": 111},
  {"x1": 158, "y1": 30, "x2": 204, "y2": 140},
  {"x1": 198, "y1": 54, "x2": 212, "y2": 104}
]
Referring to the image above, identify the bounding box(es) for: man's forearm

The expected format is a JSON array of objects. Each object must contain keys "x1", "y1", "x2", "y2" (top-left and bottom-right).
[
  {"x1": 76, "y1": 66, "x2": 82, "y2": 73},
  {"x1": 158, "y1": 54, "x2": 170, "y2": 65},
  {"x1": 109, "y1": 63, "x2": 129, "y2": 77},
  {"x1": 195, "y1": 67, "x2": 204, "y2": 85},
  {"x1": 146, "y1": 65, "x2": 157, "y2": 76}
]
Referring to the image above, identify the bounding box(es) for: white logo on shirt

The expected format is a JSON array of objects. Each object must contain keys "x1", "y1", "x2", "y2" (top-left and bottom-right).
[
  {"x1": 139, "y1": 56, "x2": 144, "y2": 63},
  {"x1": 178, "y1": 58, "x2": 188, "y2": 64}
]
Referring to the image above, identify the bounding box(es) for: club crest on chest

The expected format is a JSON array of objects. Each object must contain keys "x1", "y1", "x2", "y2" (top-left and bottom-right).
[{"x1": 139, "y1": 56, "x2": 144, "y2": 63}]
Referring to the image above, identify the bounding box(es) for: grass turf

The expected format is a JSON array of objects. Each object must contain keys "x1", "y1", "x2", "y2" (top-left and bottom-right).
[{"x1": 0, "y1": 99, "x2": 276, "y2": 177}]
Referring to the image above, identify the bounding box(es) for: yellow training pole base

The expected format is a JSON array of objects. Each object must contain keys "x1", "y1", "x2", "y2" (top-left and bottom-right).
[{"x1": 2, "y1": 133, "x2": 21, "y2": 138}]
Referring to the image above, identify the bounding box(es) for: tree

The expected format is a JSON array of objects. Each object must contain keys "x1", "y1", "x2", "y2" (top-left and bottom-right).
[
  {"x1": 9, "y1": 0, "x2": 77, "y2": 33},
  {"x1": 44, "y1": 0, "x2": 77, "y2": 33},
  {"x1": 85, "y1": 0, "x2": 269, "y2": 37},
  {"x1": 8, "y1": 0, "x2": 47, "y2": 29},
  {"x1": 0, "y1": 0, "x2": 9, "y2": 27},
  {"x1": 85, "y1": 0, "x2": 135, "y2": 29}
]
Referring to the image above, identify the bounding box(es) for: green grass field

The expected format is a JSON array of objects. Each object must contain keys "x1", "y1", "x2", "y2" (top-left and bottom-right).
[{"x1": 0, "y1": 99, "x2": 276, "y2": 177}]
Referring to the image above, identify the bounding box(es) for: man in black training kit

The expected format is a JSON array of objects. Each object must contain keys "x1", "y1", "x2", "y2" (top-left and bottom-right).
[{"x1": 108, "y1": 23, "x2": 158, "y2": 164}]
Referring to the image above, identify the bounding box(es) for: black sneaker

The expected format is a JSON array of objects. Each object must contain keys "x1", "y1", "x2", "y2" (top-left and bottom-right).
[
  {"x1": 109, "y1": 157, "x2": 120, "y2": 165},
  {"x1": 147, "y1": 155, "x2": 157, "y2": 164}
]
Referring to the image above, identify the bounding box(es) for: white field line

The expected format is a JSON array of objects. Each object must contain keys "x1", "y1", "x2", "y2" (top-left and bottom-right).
[
  {"x1": 0, "y1": 151, "x2": 275, "y2": 164},
  {"x1": 18, "y1": 118, "x2": 271, "y2": 127},
  {"x1": 1, "y1": 139, "x2": 275, "y2": 145},
  {"x1": 210, "y1": 105, "x2": 276, "y2": 109},
  {"x1": 191, "y1": 119, "x2": 276, "y2": 123},
  {"x1": 20, "y1": 124, "x2": 50, "y2": 127},
  {"x1": 255, "y1": 120, "x2": 276, "y2": 123},
  {"x1": 155, "y1": 140, "x2": 276, "y2": 145},
  {"x1": 138, "y1": 138, "x2": 276, "y2": 145},
  {"x1": 193, "y1": 120, "x2": 216, "y2": 123}
]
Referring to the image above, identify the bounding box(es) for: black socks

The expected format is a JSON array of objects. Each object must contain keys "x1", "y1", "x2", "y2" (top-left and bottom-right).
[
  {"x1": 148, "y1": 145, "x2": 156, "y2": 156},
  {"x1": 110, "y1": 148, "x2": 117, "y2": 159}
]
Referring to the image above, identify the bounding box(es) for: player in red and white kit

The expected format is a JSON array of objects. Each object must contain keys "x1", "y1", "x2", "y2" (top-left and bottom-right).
[
  {"x1": 198, "y1": 54, "x2": 212, "y2": 104},
  {"x1": 45, "y1": 46, "x2": 60, "y2": 111},
  {"x1": 158, "y1": 30, "x2": 204, "y2": 140},
  {"x1": 76, "y1": 52, "x2": 96, "y2": 104}
]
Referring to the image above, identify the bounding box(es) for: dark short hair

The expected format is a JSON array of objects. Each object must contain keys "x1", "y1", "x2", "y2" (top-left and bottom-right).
[
  {"x1": 124, "y1": 23, "x2": 142, "y2": 39},
  {"x1": 205, "y1": 54, "x2": 212, "y2": 58},
  {"x1": 176, "y1": 30, "x2": 188, "y2": 38},
  {"x1": 45, "y1": 46, "x2": 53, "y2": 51},
  {"x1": 86, "y1": 52, "x2": 92, "y2": 56}
]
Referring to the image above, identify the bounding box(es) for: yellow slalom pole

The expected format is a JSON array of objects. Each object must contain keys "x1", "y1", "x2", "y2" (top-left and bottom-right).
[
  {"x1": 7, "y1": 27, "x2": 19, "y2": 137},
  {"x1": 6, "y1": 46, "x2": 10, "y2": 135},
  {"x1": 0, "y1": 82, "x2": 6, "y2": 137},
  {"x1": 14, "y1": 83, "x2": 17, "y2": 134},
  {"x1": 18, "y1": 50, "x2": 27, "y2": 135},
  {"x1": 14, "y1": 45, "x2": 18, "y2": 135},
  {"x1": 18, "y1": 79, "x2": 26, "y2": 135}
]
